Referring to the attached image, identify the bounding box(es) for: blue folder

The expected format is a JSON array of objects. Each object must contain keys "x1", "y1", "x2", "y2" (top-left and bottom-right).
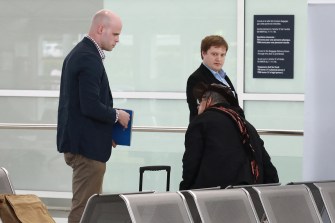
[{"x1": 112, "y1": 109, "x2": 133, "y2": 146}]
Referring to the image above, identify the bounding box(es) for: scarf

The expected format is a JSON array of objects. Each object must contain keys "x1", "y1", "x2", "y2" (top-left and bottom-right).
[{"x1": 212, "y1": 106, "x2": 260, "y2": 184}]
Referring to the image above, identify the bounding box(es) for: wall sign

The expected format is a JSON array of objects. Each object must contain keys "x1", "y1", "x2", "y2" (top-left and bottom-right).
[{"x1": 253, "y1": 15, "x2": 294, "y2": 79}]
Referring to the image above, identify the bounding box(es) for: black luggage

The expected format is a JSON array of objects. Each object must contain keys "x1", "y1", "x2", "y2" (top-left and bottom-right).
[{"x1": 139, "y1": 165, "x2": 171, "y2": 191}]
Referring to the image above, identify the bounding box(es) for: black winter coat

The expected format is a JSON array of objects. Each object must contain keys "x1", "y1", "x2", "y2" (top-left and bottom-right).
[{"x1": 180, "y1": 105, "x2": 279, "y2": 190}]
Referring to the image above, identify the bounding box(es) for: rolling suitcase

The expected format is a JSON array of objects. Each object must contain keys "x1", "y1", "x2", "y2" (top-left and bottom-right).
[{"x1": 139, "y1": 165, "x2": 171, "y2": 191}]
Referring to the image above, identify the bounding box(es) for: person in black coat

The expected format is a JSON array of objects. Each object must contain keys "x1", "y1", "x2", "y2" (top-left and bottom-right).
[
  {"x1": 186, "y1": 35, "x2": 239, "y2": 122},
  {"x1": 180, "y1": 83, "x2": 279, "y2": 190},
  {"x1": 57, "y1": 9, "x2": 130, "y2": 223}
]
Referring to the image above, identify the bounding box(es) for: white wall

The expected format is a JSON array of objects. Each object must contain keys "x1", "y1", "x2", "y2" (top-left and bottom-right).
[
  {"x1": 303, "y1": 3, "x2": 335, "y2": 180},
  {"x1": 308, "y1": 0, "x2": 335, "y2": 3}
]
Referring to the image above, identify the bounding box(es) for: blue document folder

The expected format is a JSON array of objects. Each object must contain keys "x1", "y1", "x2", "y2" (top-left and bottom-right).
[{"x1": 112, "y1": 109, "x2": 133, "y2": 146}]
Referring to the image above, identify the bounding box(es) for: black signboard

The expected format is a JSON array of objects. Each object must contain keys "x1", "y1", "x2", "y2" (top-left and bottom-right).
[{"x1": 253, "y1": 15, "x2": 294, "y2": 78}]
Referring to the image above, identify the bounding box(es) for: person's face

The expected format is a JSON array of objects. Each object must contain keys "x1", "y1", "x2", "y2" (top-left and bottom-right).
[
  {"x1": 100, "y1": 18, "x2": 122, "y2": 51},
  {"x1": 202, "y1": 46, "x2": 227, "y2": 72}
]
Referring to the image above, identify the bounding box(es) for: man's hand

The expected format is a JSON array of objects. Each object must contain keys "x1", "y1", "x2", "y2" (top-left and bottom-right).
[
  {"x1": 112, "y1": 140, "x2": 117, "y2": 148},
  {"x1": 117, "y1": 109, "x2": 130, "y2": 129}
]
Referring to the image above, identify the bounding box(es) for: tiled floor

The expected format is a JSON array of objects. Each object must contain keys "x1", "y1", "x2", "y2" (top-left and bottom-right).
[
  {"x1": 54, "y1": 217, "x2": 68, "y2": 223},
  {"x1": 50, "y1": 209, "x2": 70, "y2": 223}
]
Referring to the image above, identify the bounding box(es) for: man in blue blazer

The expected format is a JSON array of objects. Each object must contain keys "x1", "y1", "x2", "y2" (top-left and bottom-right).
[{"x1": 57, "y1": 9, "x2": 130, "y2": 223}]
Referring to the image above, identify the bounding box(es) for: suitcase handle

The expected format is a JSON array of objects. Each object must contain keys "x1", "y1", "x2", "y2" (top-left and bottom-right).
[
  {"x1": 139, "y1": 165, "x2": 171, "y2": 191},
  {"x1": 140, "y1": 165, "x2": 171, "y2": 173}
]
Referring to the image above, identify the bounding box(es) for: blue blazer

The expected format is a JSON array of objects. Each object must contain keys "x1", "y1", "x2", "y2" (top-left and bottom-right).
[{"x1": 57, "y1": 37, "x2": 117, "y2": 163}]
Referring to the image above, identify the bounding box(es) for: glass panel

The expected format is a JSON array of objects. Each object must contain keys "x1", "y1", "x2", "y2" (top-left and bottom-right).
[
  {"x1": 0, "y1": 97, "x2": 189, "y2": 127},
  {"x1": 0, "y1": 129, "x2": 303, "y2": 192},
  {"x1": 0, "y1": 129, "x2": 184, "y2": 192},
  {"x1": 261, "y1": 135, "x2": 303, "y2": 184},
  {"x1": 106, "y1": 131, "x2": 185, "y2": 193},
  {"x1": 0, "y1": 97, "x2": 58, "y2": 123},
  {"x1": 115, "y1": 99, "x2": 189, "y2": 127},
  {"x1": 244, "y1": 101, "x2": 304, "y2": 130},
  {"x1": 0, "y1": 1, "x2": 103, "y2": 90},
  {"x1": 0, "y1": 0, "x2": 238, "y2": 92},
  {"x1": 0, "y1": 0, "x2": 305, "y2": 196},
  {"x1": 244, "y1": 0, "x2": 307, "y2": 93},
  {"x1": 0, "y1": 129, "x2": 68, "y2": 191},
  {"x1": 105, "y1": 0, "x2": 238, "y2": 92}
]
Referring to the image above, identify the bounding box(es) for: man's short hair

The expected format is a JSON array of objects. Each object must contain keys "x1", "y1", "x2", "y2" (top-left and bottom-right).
[{"x1": 200, "y1": 35, "x2": 228, "y2": 59}]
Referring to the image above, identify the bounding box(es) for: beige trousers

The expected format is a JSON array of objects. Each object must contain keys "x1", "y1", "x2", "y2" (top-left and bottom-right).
[{"x1": 64, "y1": 153, "x2": 106, "y2": 223}]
